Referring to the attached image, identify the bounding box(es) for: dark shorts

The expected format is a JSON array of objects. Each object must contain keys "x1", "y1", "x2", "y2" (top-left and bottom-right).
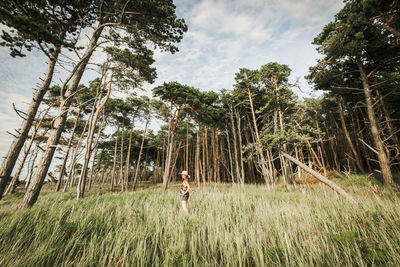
[{"x1": 181, "y1": 193, "x2": 189, "y2": 201}]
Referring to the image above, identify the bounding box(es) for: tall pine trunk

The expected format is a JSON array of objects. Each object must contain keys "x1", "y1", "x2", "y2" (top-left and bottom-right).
[
  {"x1": 77, "y1": 72, "x2": 112, "y2": 198},
  {"x1": 357, "y1": 57, "x2": 393, "y2": 184},
  {"x1": 55, "y1": 107, "x2": 82, "y2": 191},
  {"x1": 247, "y1": 87, "x2": 271, "y2": 188},
  {"x1": 20, "y1": 28, "x2": 103, "y2": 208},
  {"x1": 111, "y1": 122, "x2": 120, "y2": 189},
  {"x1": 6, "y1": 108, "x2": 49, "y2": 194},
  {"x1": 0, "y1": 41, "x2": 63, "y2": 199},
  {"x1": 336, "y1": 96, "x2": 365, "y2": 172},
  {"x1": 132, "y1": 112, "x2": 151, "y2": 190}
]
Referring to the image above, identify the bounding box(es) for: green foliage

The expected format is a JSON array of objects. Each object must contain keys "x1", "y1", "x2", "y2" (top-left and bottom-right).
[
  {"x1": 0, "y1": 0, "x2": 96, "y2": 57},
  {"x1": 103, "y1": 46, "x2": 157, "y2": 89},
  {"x1": 153, "y1": 81, "x2": 221, "y2": 124}
]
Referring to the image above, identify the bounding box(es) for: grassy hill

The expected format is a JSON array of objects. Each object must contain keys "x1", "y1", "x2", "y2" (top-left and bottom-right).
[{"x1": 1, "y1": 175, "x2": 400, "y2": 266}]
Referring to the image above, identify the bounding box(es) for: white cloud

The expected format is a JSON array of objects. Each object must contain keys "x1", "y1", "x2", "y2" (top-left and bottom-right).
[{"x1": 0, "y1": 0, "x2": 344, "y2": 160}]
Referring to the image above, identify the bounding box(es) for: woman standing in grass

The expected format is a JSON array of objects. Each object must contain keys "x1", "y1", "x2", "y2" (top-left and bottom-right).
[{"x1": 179, "y1": 170, "x2": 191, "y2": 213}]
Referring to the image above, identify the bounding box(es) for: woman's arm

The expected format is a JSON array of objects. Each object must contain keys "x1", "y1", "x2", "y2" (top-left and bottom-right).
[
  {"x1": 181, "y1": 181, "x2": 190, "y2": 195},
  {"x1": 185, "y1": 181, "x2": 191, "y2": 193}
]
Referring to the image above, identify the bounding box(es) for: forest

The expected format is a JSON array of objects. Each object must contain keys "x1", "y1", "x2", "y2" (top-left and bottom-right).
[{"x1": 0, "y1": 0, "x2": 399, "y2": 266}]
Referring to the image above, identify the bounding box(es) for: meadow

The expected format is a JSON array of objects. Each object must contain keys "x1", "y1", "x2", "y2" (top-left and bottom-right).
[{"x1": 0, "y1": 175, "x2": 400, "y2": 266}]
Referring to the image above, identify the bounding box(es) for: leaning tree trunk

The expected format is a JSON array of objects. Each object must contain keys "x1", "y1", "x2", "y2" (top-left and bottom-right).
[
  {"x1": 88, "y1": 112, "x2": 106, "y2": 190},
  {"x1": 0, "y1": 41, "x2": 64, "y2": 200},
  {"x1": 337, "y1": 96, "x2": 365, "y2": 173},
  {"x1": 77, "y1": 71, "x2": 112, "y2": 199},
  {"x1": 25, "y1": 145, "x2": 41, "y2": 189},
  {"x1": 357, "y1": 57, "x2": 393, "y2": 184},
  {"x1": 6, "y1": 107, "x2": 49, "y2": 194},
  {"x1": 63, "y1": 115, "x2": 89, "y2": 192},
  {"x1": 55, "y1": 107, "x2": 82, "y2": 192},
  {"x1": 282, "y1": 152, "x2": 356, "y2": 203},
  {"x1": 19, "y1": 28, "x2": 103, "y2": 208}
]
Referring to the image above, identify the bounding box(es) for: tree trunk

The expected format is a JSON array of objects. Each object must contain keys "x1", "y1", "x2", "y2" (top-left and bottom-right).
[
  {"x1": 77, "y1": 72, "x2": 112, "y2": 198},
  {"x1": 376, "y1": 90, "x2": 400, "y2": 153},
  {"x1": 132, "y1": 112, "x2": 151, "y2": 190},
  {"x1": 337, "y1": 96, "x2": 365, "y2": 172},
  {"x1": 63, "y1": 116, "x2": 89, "y2": 192},
  {"x1": 118, "y1": 122, "x2": 125, "y2": 187},
  {"x1": 282, "y1": 152, "x2": 356, "y2": 203},
  {"x1": 162, "y1": 108, "x2": 181, "y2": 189},
  {"x1": 125, "y1": 115, "x2": 136, "y2": 190},
  {"x1": 111, "y1": 122, "x2": 120, "y2": 189},
  {"x1": 6, "y1": 107, "x2": 50, "y2": 194},
  {"x1": 195, "y1": 131, "x2": 201, "y2": 186},
  {"x1": 230, "y1": 108, "x2": 242, "y2": 185},
  {"x1": 247, "y1": 87, "x2": 271, "y2": 188},
  {"x1": 357, "y1": 57, "x2": 393, "y2": 184},
  {"x1": 55, "y1": 107, "x2": 82, "y2": 192},
  {"x1": 19, "y1": 27, "x2": 104, "y2": 208},
  {"x1": 25, "y1": 145, "x2": 40, "y2": 189},
  {"x1": 235, "y1": 111, "x2": 246, "y2": 186},
  {"x1": 88, "y1": 112, "x2": 106, "y2": 190},
  {"x1": 0, "y1": 43, "x2": 63, "y2": 199}
]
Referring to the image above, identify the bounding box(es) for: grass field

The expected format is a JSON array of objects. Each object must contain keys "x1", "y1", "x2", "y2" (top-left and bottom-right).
[{"x1": 0, "y1": 175, "x2": 400, "y2": 266}]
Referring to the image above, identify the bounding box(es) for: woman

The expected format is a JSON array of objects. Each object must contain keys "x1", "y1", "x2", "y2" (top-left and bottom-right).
[{"x1": 179, "y1": 170, "x2": 191, "y2": 213}]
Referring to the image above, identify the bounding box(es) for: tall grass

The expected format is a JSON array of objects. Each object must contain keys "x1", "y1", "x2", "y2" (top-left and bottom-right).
[{"x1": 0, "y1": 178, "x2": 400, "y2": 266}]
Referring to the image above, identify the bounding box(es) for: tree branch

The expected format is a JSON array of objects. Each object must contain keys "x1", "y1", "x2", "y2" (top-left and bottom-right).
[{"x1": 12, "y1": 103, "x2": 27, "y2": 120}]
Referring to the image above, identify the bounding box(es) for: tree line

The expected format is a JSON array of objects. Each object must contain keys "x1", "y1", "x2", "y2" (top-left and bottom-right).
[{"x1": 0, "y1": 0, "x2": 398, "y2": 208}]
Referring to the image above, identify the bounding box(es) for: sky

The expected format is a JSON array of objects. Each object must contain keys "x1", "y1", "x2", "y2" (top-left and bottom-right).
[{"x1": 0, "y1": 0, "x2": 344, "y2": 163}]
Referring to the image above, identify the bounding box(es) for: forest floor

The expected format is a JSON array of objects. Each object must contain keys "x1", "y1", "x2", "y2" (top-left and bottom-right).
[{"x1": 0, "y1": 174, "x2": 400, "y2": 266}]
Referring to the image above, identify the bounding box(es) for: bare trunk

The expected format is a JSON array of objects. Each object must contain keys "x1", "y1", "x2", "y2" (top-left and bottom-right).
[
  {"x1": 195, "y1": 131, "x2": 201, "y2": 186},
  {"x1": 125, "y1": 115, "x2": 135, "y2": 190},
  {"x1": 111, "y1": 122, "x2": 120, "y2": 189},
  {"x1": 247, "y1": 87, "x2": 271, "y2": 188},
  {"x1": 337, "y1": 96, "x2": 365, "y2": 172},
  {"x1": 19, "y1": 27, "x2": 103, "y2": 208},
  {"x1": 357, "y1": 57, "x2": 393, "y2": 184},
  {"x1": 376, "y1": 90, "x2": 400, "y2": 153},
  {"x1": 118, "y1": 122, "x2": 125, "y2": 187},
  {"x1": 235, "y1": 111, "x2": 245, "y2": 186},
  {"x1": 162, "y1": 108, "x2": 181, "y2": 189},
  {"x1": 230, "y1": 109, "x2": 242, "y2": 185},
  {"x1": 88, "y1": 113, "x2": 106, "y2": 190},
  {"x1": 78, "y1": 72, "x2": 112, "y2": 198},
  {"x1": 225, "y1": 130, "x2": 235, "y2": 183},
  {"x1": 0, "y1": 44, "x2": 63, "y2": 199},
  {"x1": 63, "y1": 116, "x2": 89, "y2": 192},
  {"x1": 132, "y1": 112, "x2": 151, "y2": 190},
  {"x1": 6, "y1": 108, "x2": 50, "y2": 194},
  {"x1": 25, "y1": 145, "x2": 40, "y2": 189},
  {"x1": 56, "y1": 107, "x2": 81, "y2": 191},
  {"x1": 282, "y1": 152, "x2": 356, "y2": 203}
]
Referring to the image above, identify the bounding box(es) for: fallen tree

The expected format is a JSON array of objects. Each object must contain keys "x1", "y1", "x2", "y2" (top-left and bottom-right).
[{"x1": 282, "y1": 152, "x2": 357, "y2": 204}]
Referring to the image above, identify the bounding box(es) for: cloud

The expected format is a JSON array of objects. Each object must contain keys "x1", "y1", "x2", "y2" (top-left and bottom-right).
[
  {"x1": 148, "y1": 0, "x2": 344, "y2": 96},
  {"x1": 0, "y1": 0, "x2": 344, "y2": 159}
]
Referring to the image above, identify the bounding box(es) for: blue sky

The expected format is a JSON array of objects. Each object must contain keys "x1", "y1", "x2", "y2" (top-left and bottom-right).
[{"x1": 0, "y1": 0, "x2": 344, "y2": 160}]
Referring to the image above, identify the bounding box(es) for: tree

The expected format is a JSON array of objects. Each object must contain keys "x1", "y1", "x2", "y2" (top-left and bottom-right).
[
  {"x1": 310, "y1": 0, "x2": 399, "y2": 184},
  {"x1": 153, "y1": 82, "x2": 219, "y2": 189},
  {"x1": 0, "y1": 0, "x2": 96, "y2": 199},
  {"x1": 77, "y1": 45, "x2": 156, "y2": 198},
  {"x1": 20, "y1": 0, "x2": 187, "y2": 208}
]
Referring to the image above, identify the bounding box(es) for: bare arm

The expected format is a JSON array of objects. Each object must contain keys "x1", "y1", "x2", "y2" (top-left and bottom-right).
[{"x1": 180, "y1": 181, "x2": 190, "y2": 195}]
